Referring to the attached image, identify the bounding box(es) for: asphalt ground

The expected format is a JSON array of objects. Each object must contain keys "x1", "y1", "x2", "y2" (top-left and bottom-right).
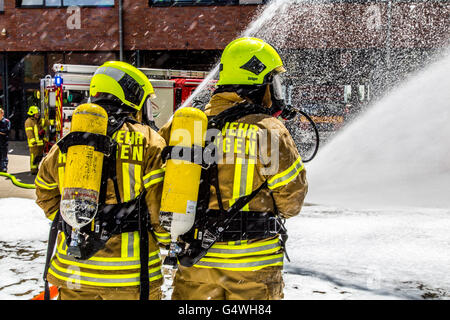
[{"x1": 0, "y1": 141, "x2": 37, "y2": 200}]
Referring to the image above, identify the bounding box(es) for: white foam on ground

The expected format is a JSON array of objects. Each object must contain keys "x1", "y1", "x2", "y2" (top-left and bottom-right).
[
  {"x1": 1, "y1": 198, "x2": 449, "y2": 300},
  {"x1": 0, "y1": 198, "x2": 49, "y2": 242}
]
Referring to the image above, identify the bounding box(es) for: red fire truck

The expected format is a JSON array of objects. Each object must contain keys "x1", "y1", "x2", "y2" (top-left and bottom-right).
[{"x1": 40, "y1": 64, "x2": 212, "y2": 152}]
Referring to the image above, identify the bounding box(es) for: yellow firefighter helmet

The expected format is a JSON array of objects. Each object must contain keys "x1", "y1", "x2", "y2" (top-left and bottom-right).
[
  {"x1": 217, "y1": 37, "x2": 285, "y2": 86},
  {"x1": 28, "y1": 105, "x2": 40, "y2": 116},
  {"x1": 89, "y1": 61, "x2": 155, "y2": 112}
]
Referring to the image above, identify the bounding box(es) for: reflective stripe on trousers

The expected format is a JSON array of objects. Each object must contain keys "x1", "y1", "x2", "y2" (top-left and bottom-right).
[
  {"x1": 56, "y1": 232, "x2": 161, "y2": 270},
  {"x1": 48, "y1": 261, "x2": 162, "y2": 287},
  {"x1": 30, "y1": 152, "x2": 37, "y2": 169},
  {"x1": 194, "y1": 254, "x2": 284, "y2": 271},
  {"x1": 194, "y1": 238, "x2": 284, "y2": 271},
  {"x1": 205, "y1": 238, "x2": 282, "y2": 258}
]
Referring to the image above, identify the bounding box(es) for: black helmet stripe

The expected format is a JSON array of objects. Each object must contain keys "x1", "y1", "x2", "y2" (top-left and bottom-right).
[
  {"x1": 94, "y1": 66, "x2": 145, "y2": 107},
  {"x1": 118, "y1": 73, "x2": 144, "y2": 107}
]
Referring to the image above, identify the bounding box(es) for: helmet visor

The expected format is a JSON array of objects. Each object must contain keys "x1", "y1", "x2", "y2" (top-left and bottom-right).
[
  {"x1": 272, "y1": 74, "x2": 284, "y2": 101},
  {"x1": 94, "y1": 66, "x2": 145, "y2": 107}
]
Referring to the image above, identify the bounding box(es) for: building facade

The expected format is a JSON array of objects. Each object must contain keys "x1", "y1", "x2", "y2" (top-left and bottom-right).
[{"x1": 0, "y1": 0, "x2": 448, "y2": 139}]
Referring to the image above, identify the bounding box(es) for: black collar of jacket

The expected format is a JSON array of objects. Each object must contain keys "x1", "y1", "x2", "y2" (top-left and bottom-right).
[
  {"x1": 208, "y1": 101, "x2": 270, "y2": 131},
  {"x1": 91, "y1": 99, "x2": 138, "y2": 137}
]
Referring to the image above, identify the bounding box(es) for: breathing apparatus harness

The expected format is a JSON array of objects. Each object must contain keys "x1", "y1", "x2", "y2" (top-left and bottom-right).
[
  {"x1": 43, "y1": 107, "x2": 152, "y2": 300},
  {"x1": 161, "y1": 101, "x2": 290, "y2": 268}
]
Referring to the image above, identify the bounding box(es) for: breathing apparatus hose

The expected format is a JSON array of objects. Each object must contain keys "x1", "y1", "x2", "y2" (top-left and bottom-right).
[
  {"x1": 0, "y1": 172, "x2": 36, "y2": 189},
  {"x1": 270, "y1": 99, "x2": 320, "y2": 163},
  {"x1": 294, "y1": 109, "x2": 320, "y2": 163}
]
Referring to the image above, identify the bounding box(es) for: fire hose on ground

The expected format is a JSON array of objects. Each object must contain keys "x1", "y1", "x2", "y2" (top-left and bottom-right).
[{"x1": 0, "y1": 172, "x2": 36, "y2": 189}]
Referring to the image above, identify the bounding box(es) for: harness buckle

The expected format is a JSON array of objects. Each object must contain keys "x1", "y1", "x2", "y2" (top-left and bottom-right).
[
  {"x1": 201, "y1": 229, "x2": 218, "y2": 249},
  {"x1": 268, "y1": 216, "x2": 282, "y2": 235}
]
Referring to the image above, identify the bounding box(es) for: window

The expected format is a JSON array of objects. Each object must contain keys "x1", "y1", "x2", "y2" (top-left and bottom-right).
[
  {"x1": 48, "y1": 53, "x2": 64, "y2": 66},
  {"x1": 150, "y1": 0, "x2": 235, "y2": 6},
  {"x1": 23, "y1": 54, "x2": 45, "y2": 84},
  {"x1": 17, "y1": 0, "x2": 114, "y2": 7},
  {"x1": 0, "y1": 0, "x2": 4, "y2": 12},
  {"x1": 149, "y1": 0, "x2": 265, "y2": 6},
  {"x1": 64, "y1": 0, "x2": 114, "y2": 5}
]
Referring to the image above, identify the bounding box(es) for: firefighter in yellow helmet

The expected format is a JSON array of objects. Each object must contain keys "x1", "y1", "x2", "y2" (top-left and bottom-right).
[
  {"x1": 158, "y1": 37, "x2": 308, "y2": 300},
  {"x1": 35, "y1": 61, "x2": 170, "y2": 300},
  {"x1": 24, "y1": 106, "x2": 45, "y2": 174}
]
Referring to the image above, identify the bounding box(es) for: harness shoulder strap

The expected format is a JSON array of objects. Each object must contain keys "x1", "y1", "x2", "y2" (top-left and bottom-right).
[
  {"x1": 56, "y1": 132, "x2": 116, "y2": 156},
  {"x1": 107, "y1": 117, "x2": 150, "y2": 299},
  {"x1": 116, "y1": 118, "x2": 150, "y2": 300},
  {"x1": 137, "y1": 192, "x2": 149, "y2": 300},
  {"x1": 104, "y1": 116, "x2": 138, "y2": 202}
]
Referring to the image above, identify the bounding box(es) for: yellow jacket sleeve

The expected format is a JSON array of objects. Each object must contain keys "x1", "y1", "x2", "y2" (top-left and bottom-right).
[
  {"x1": 142, "y1": 128, "x2": 169, "y2": 246},
  {"x1": 24, "y1": 118, "x2": 37, "y2": 146},
  {"x1": 259, "y1": 122, "x2": 308, "y2": 219},
  {"x1": 157, "y1": 120, "x2": 172, "y2": 145},
  {"x1": 35, "y1": 145, "x2": 61, "y2": 220}
]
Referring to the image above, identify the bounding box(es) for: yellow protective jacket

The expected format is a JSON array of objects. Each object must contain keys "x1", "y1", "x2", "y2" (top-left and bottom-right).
[
  {"x1": 25, "y1": 117, "x2": 44, "y2": 147},
  {"x1": 35, "y1": 120, "x2": 170, "y2": 292},
  {"x1": 159, "y1": 92, "x2": 308, "y2": 271}
]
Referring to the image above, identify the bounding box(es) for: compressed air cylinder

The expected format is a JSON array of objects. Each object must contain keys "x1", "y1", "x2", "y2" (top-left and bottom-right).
[
  {"x1": 161, "y1": 107, "x2": 208, "y2": 242},
  {"x1": 60, "y1": 103, "x2": 108, "y2": 230}
]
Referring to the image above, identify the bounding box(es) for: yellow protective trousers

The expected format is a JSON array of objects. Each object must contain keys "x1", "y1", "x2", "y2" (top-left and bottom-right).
[
  {"x1": 171, "y1": 265, "x2": 284, "y2": 300},
  {"x1": 29, "y1": 145, "x2": 44, "y2": 173},
  {"x1": 58, "y1": 286, "x2": 162, "y2": 300}
]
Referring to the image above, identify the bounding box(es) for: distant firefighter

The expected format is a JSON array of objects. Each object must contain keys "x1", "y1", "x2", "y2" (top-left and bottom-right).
[
  {"x1": 0, "y1": 107, "x2": 11, "y2": 172},
  {"x1": 24, "y1": 106, "x2": 45, "y2": 174}
]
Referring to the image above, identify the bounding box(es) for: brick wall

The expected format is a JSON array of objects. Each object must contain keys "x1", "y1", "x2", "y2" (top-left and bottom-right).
[
  {"x1": 122, "y1": 2, "x2": 258, "y2": 51},
  {"x1": 0, "y1": 0, "x2": 258, "y2": 52},
  {"x1": 0, "y1": 1, "x2": 119, "y2": 51},
  {"x1": 0, "y1": 0, "x2": 447, "y2": 52}
]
